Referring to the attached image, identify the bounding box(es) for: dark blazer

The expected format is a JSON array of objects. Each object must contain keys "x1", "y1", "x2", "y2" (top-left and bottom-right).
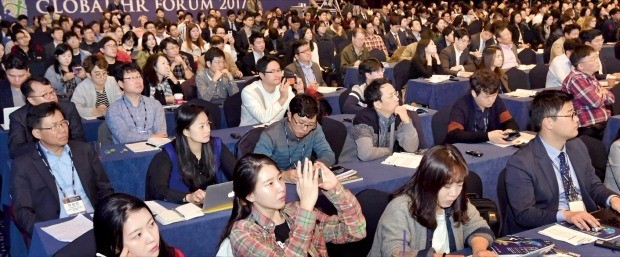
[
  {"x1": 11, "y1": 140, "x2": 114, "y2": 236},
  {"x1": 234, "y1": 29, "x2": 252, "y2": 56},
  {"x1": 434, "y1": 35, "x2": 449, "y2": 53},
  {"x1": 240, "y1": 53, "x2": 272, "y2": 76},
  {"x1": 384, "y1": 31, "x2": 406, "y2": 56},
  {"x1": 284, "y1": 60, "x2": 327, "y2": 88},
  {"x1": 43, "y1": 41, "x2": 59, "y2": 67},
  {"x1": 265, "y1": 38, "x2": 285, "y2": 56},
  {"x1": 8, "y1": 101, "x2": 85, "y2": 159},
  {"x1": 282, "y1": 28, "x2": 303, "y2": 43},
  {"x1": 469, "y1": 33, "x2": 495, "y2": 52},
  {"x1": 0, "y1": 79, "x2": 15, "y2": 124},
  {"x1": 439, "y1": 44, "x2": 476, "y2": 76},
  {"x1": 223, "y1": 20, "x2": 239, "y2": 32},
  {"x1": 504, "y1": 136, "x2": 616, "y2": 234}
]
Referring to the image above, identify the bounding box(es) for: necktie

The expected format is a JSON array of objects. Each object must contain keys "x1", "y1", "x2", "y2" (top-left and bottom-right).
[
  {"x1": 558, "y1": 152, "x2": 579, "y2": 202},
  {"x1": 394, "y1": 33, "x2": 401, "y2": 46}
]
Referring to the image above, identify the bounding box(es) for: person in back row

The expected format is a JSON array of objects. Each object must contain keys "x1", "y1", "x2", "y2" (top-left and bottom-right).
[
  {"x1": 347, "y1": 78, "x2": 427, "y2": 162},
  {"x1": 342, "y1": 58, "x2": 384, "y2": 114},
  {"x1": 146, "y1": 104, "x2": 236, "y2": 205},
  {"x1": 106, "y1": 62, "x2": 167, "y2": 144},
  {"x1": 254, "y1": 94, "x2": 335, "y2": 184},
  {"x1": 446, "y1": 69, "x2": 519, "y2": 144}
]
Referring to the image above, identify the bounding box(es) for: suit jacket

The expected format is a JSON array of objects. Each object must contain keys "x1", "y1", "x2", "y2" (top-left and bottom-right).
[
  {"x1": 265, "y1": 38, "x2": 284, "y2": 56},
  {"x1": 11, "y1": 140, "x2": 114, "y2": 236},
  {"x1": 8, "y1": 101, "x2": 85, "y2": 159},
  {"x1": 234, "y1": 29, "x2": 252, "y2": 56},
  {"x1": 439, "y1": 44, "x2": 476, "y2": 76},
  {"x1": 223, "y1": 20, "x2": 239, "y2": 32},
  {"x1": 504, "y1": 136, "x2": 616, "y2": 234},
  {"x1": 434, "y1": 35, "x2": 449, "y2": 53},
  {"x1": 284, "y1": 61, "x2": 327, "y2": 88},
  {"x1": 43, "y1": 41, "x2": 59, "y2": 67},
  {"x1": 469, "y1": 33, "x2": 495, "y2": 52},
  {"x1": 240, "y1": 53, "x2": 272, "y2": 76},
  {"x1": 384, "y1": 31, "x2": 407, "y2": 56},
  {"x1": 282, "y1": 28, "x2": 302, "y2": 43},
  {"x1": 0, "y1": 80, "x2": 16, "y2": 124}
]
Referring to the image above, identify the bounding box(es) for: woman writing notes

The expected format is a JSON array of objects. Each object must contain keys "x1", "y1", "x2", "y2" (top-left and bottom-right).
[
  {"x1": 369, "y1": 145, "x2": 496, "y2": 257},
  {"x1": 145, "y1": 104, "x2": 236, "y2": 204}
]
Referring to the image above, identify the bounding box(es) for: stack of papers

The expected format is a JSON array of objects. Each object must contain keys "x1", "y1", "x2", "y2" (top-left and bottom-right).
[
  {"x1": 145, "y1": 201, "x2": 204, "y2": 225},
  {"x1": 427, "y1": 75, "x2": 451, "y2": 83},
  {"x1": 125, "y1": 138, "x2": 172, "y2": 153},
  {"x1": 317, "y1": 87, "x2": 340, "y2": 94},
  {"x1": 518, "y1": 64, "x2": 536, "y2": 71},
  {"x1": 42, "y1": 214, "x2": 93, "y2": 242},
  {"x1": 539, "y1": 222, "x2": 620, "y2": 245},
  {"x1": 382, "y1": 152, "x2": 423, "y2": 169},
  {"x1": 504, "y1": 89, "x2": 538, "y2": 98}
]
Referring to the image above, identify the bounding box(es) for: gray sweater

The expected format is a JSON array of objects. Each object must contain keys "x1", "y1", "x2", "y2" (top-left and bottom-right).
[{"x1": 368, "y1": 195, "x2": 494, "y2": 257}]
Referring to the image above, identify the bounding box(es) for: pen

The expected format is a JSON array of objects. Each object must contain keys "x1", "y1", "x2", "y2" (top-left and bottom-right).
[{"x1": 146, "y1": 142, "x2": 158, "y2": 148}]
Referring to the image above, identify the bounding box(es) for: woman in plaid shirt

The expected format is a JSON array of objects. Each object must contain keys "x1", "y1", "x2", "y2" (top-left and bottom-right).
[{"x1": 219, "y1": 154, "x2": 366, "y2": 256}]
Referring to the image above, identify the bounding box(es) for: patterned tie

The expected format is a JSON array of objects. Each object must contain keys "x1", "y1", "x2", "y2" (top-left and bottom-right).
[{"x1": 558, "y1": 152, "x2": 579, "y2": 202}]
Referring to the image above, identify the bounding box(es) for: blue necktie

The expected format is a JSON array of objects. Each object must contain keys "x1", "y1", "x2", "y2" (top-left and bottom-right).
[{"x1": 558, "y1": 152, "x2": 579, "y2": 202}]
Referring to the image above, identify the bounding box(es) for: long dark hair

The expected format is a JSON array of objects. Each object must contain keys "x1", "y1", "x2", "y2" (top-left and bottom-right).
[
  {"x1": 141, "y1": 31, "x2": 160, "y2": 53},
  {"x1": 174, "y1": 104, "x2": 217, "y2": 191},
  {"x1": 481, "y1": 45, "x2": 505, "y2": 77},
  {"x1": 219, "y1": 153, "x2": 277, "y2": 245},
  {"x1": 143, "y1": 53, "x2": 167, "y2": 86},
  {"x1": 53, "y1": 43, "x2": 77, "y2": 75},
  {"x1": 413, "y1": 38, "x2": 433, "y2": 66},
  {"x1": 392, "y1": 144, "x2": 470, "y2": 229},
  {"x1": 94, "y1": 193, "x2": 176, "y2": 257}
]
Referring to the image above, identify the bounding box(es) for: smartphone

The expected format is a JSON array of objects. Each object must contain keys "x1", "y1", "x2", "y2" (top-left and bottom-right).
[
  {"x1": 465, "y1": 150, "x2": 483, "y2": 157},
  {"x1": 227, "y1": 30, "x2": 233, "y2": 36},
  {"x1": 318, "y1": 168, "x2": 323, "y2": 184},
  {"x1": 284, "y1": 74, "x2": 296, "y2": 85},
  {"x1": 505, "y1": 131, "x2": 521, "y2": 141},
  {"x1": 330, "y1": 166, "x2": 351, "y2": 176}
]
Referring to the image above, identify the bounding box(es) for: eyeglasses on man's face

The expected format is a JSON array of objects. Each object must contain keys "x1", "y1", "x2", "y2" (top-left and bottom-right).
[
  {"x1": 548, "y1": 110, "x2": 578, "y2": 119},
  {"x1": 292, "y1": 116, "x2": 317, "y2": 130},
  {"x1": 37, "y1": 120, "x2": 69, "y2": 132},
  {"x1": 30, "y1": 90, "x2": 56, "y2": 100}
]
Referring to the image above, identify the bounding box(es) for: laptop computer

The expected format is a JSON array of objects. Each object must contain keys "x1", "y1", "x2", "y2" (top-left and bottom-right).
[
  {"x1": 202, "y1": 181, "x2": 235, "y2": 213},
  {"x1": 592, "y1": 207, "x2": 620, "y2": 228},
  {"x1": 1, "y1": 106, "x2": 19, "y2": 130}
]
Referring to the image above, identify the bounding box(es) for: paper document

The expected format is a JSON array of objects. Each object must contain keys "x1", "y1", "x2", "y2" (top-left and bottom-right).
[
  {"x1": 317, "y1": 87, "x2": 340, "y2": 94},
  {"x1": 125, "y1": 138, "x2": 172, "y2": 153},
  {"x1": 81, "y1": 116, "x2": 98, "y2": 120},
  {"x1": 504, "y1": 89, "x2": 538, "y2": 98},
  {"x1": 536, "y1": 49, "x2": 544, "y2": 54},
  {"x1": 382, "y1": 152, "x2": 423, "y2": 169},
  {"x1": 538, "y1": 224, "x2": 597, "y2": 245},
  {"x1": 145, "y1": 201, "x2": 204, "y2": 225},
  {"x1": 517, "y1": 64, "x2": 536, "y2": 71},
  {"x1": 427, "y1": 75, "x2": 451, "y2": 83},
  {"x1": 42, "y1": 214, "x2": 93, "y2": 242},
  {"x1": 404, "y1": 104, "x2": 425, "y2": 112},
  {"x1": 488, "y1": 132, "x2": 536, "y2": 148}
]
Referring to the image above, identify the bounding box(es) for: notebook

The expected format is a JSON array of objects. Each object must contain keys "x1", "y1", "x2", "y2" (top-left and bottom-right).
[
  {"x1": 1, "y1": 106, "x2": 19, "y2": 130},
  {"x1": 591, "y1": 207, "x2": 620, "y2": 228},
  {"x1": 202, "y1": 181, "x2": 235, "y2": 213}
]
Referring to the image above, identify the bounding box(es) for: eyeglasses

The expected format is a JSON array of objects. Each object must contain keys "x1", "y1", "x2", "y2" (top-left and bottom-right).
[
  {"x1": 264, "y1": 69, "x2": 283, "y2": 74},
  {"x1": 37, "y1": 120, "x2": 69, "y2": 132},
  {"x1": 29, "y1": 90, "x2": 56, "y2": 100},
  {"x1": 92, "y1": 70, "x2": 108, "y2": 78},
  {"x1": 292, "y1": 116, "x2": 317, "y2": 130},
  {"x1": 123, "y1": 75, "x2": 143, "y2": 80},
  {"x1": 165, "y1": 46, "x2": 179, "y2": 51},
  {"x1": 297, "y1": 48, "x2": 311, "y2": 54},
  {"x1": 548, "y1": 110, "x2": 578, "y2": 119},
  {"x1": 104, "y1": 43, "x2": 117, "y2": 48},
  {"x1": 382, "y1": 91, "x2": 400, "y2": 100}
]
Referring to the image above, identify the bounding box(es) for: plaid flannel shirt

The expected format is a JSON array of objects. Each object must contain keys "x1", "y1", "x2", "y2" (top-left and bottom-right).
[
  {"x1": 230, "y1": 183, "x2": 366, "y2": 257},
  {"x1": 561, "y1": 69, "x2": 615, "y2": 127},
  {"x1": 364, "y1": 35, "x2": 388, "y2": 56}
]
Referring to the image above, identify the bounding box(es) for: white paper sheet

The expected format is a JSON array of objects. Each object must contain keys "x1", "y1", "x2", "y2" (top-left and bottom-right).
[
  {"x1": 487, "y1": 132, "x2": 536, "y2": 148},
  {"x1": 317, "y1": 87, "x2": 340, "y2": 93},
  {"x1": 504, "y1": 89, "x2": 538, "y2": 98},
  {"x1": 427, "y1": 75, "x2": 451, "y2": 83},
  {"x1": 518, "y1": 64, "x2": 536, "y2": 71},
  {"x1": 41, "y1": 214, "x2": 93, "y2": 242},
  {"x1": 381, "y1": 152, "x2": 423, "y2": 169},
  {"x1": 538, "y1": 224, "x2": 597, "y2": 245}
]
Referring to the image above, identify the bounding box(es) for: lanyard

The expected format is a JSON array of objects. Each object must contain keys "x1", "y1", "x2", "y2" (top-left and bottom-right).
[
  {"x1": 122, "y1": 96, "x2": 148, "y2": 131},
  {"x1": 284, "y1": 121, "x2": 305, "y2": 169},
  {"x1": 36, "y1": 144, "x2": 77, "y2": 198},
  {"x1": 550, "y1": 157, "x2": 581, "y2": 201}
]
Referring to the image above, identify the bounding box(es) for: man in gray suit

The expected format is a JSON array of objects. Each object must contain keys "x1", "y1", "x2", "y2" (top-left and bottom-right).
[
  {"x1": 495, "y1": 25, "x2": 520, "y2": 70},
  {"x1": 439, "y1": 28, "x2": 476, "y2": 77},
  {"x1": 503, "y1": 90, "x2": 620, "y2": 234},
  {"x1": 469, "y1": 23, "x2": 496, "y2": 60},
  {"x1": 284, "y1": 39, "x2": 327, "y2": 89}
]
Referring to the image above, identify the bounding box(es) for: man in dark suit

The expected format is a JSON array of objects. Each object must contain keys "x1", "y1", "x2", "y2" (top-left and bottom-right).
[
  {"x1": 9, "y1": 77, "x2": 84, "y2": 159},
  {"x1": 434, "y1": 26, "x2": 454, "y2": 53},
  {"x1": 42, "y1": 27, "x2": 64, "y2": 67},
  {"x1": 439, "y1": 28, "x2": 476, "y2": 77},
  {"x1": 11, "y1": 102, "x2": 113, "y2": 237},
  {"x1": 469, "y1": 23, "x2": 496, "y2": 53},
  {"x1": 284, "y1": 39, "x2": 327, "y2": 89},
  {"x1": 0, "y1": 53, "x2": 30, "y2": 124},
  {"x1": 240, "y1": 33, "x2": 268, "y2": 76},
  {"x1": 223, "y1": 10, "x2": 238, "y2": 32},
  {"x1": 234, "y1": 15, "x2": 255, "y2": 57},
  {"x1": 384, "y1": 17, "x2": 406, "y2": 56},
  {"x1": 282, "y1": 16, "x2": 303, "y2": 43},
  {"x1": 504, "y1": 90, "x2": 620, "y2": 234}
]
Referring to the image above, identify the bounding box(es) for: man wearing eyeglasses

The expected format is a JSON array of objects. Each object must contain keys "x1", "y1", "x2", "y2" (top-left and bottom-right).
[
  {"x1": 503, "y1": 90, "x2": 620, "y2": 234},
  {"x1": 284, "y1": 40, "x2": 326, "y2": 90},
  {"x1": 240, "y1": 56, "x2": 294, "y2": 126},
  {"x1": 446, "y1": 69, "x2": 519, "y2": 144},
  {"x1": 12, "y1": 102, "x2": 113, "y2": 237},
  {"x1": 8, "y1": 77, "x2": 85, "y2": 159},
  {"x1": 254, "y1": 94, "x2": 335, "y2": 183},
  {"x1": 439, "y1": 28, "x2": 475, "y2": 77},
  {"x1": 561, "y1": 45, "x2": 615, "y2": 140},
  {"x1": 345, "y1": 78, "x2": 428, "y2": 162}
]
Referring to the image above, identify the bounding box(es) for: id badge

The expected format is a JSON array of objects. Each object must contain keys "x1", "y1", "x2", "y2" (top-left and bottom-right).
[
  {"x1": 569, "y1": 200, "x2": 586, "y2": 212},
  {"x1": 62, "y1": 195, "x2": 87, "y2": 216},
  {"x1": 138, "y1": 130, "x2": 148, "y2": 134}
]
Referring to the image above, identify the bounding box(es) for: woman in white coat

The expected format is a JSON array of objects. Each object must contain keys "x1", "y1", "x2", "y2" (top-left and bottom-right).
[{"x1": 71, "y1": 55, "x2": 123, "y2": 118}]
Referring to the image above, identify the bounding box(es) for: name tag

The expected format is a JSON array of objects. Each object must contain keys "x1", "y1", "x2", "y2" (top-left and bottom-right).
[
  {"x1": 569, "y1": 200, "x2": 586, "y2": 212},
  {"x1": 62, "y1": 195, "x2": 87, "y2": 216},
  {"x1": 138, "y1": 130, "x2": 148, "y2": 134}
]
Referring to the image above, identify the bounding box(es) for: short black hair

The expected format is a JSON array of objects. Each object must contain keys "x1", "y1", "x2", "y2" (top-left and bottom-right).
[
  {"x1": 563, "y1": 38, "x2": 582, "y2": 52},
  {"x1": 249, "y1": 32, "x2": 264, "y2": 45},
  {"x1": 470, "y1": 69, "x2": 501, "y2": 95},
  {"x1": 10, "y1": 28, "x2": 26, "y2": 42},
  {"x1": 27, "y1": 102, "x2": 62, "y2": 132},
  {"x1": 453, "y1": 28, "x2": 470, "y2": 41},
  {"x1": 441, "y1": 26, "x2": 454, "y2": 37},
  {"x1": 579, "y1": 29, "x2": 602, "y2": 43},
  {"x1": 569, "y1": 45, "x2": 596, "y2": 68},
  {"x1": 256, "y1": 56, "x2": 280, "y2": 74},
  {"x1": 292, "y1": 39, "x2": 310, "y2": 54},
  {"x1": 364, "y1": 78, "x2": 393, "y2": 108},
  {"x1": 21, "y1": 77, "x2": 51, "y2": 97},
  {"x1": 204, "y1": 47, "x2": 225, "y2": 63},
  {"x1": 63, "y1": 31, "x2": 78, "y2": 42},
  {"x1": 530, "y1": 90, "x2": 574, "y2": 132},
  {"x1": 210, "y1": 35, "x2": 225, "y2": 45},
  {"x1": 563, "y1": 24, "x2": 580, "y2": 36},
  {"x1": 289, "y1": 93, "x2": 319, "y2": 119},
  {"x1": 114, "y1": 62, "x2": 142, "y2": 82},
  {"x1": 98, "y1": 36, "x2": 117, "y2": 49},
  {"x1": 358, "y1": 58, "x2": 383, "y2": 78},
  {"x1": 3, "y1": 52, "x2": 29, "y2": 71},
  {"x1": 160, "y1": 37, "x2": 180, "y2": 50},
  {"x1": 17, "y1": 15, "x2": 27, "y2": 21}
]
